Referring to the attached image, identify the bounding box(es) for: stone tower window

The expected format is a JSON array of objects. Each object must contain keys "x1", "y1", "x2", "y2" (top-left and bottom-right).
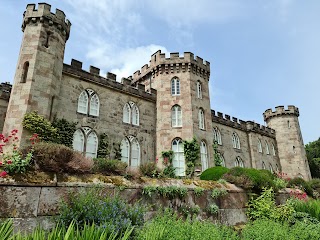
[
  {"x1": 172, "y1": 138, "x2": 185, "y2": 176},
  {"x1": 197, "y1": 81, "x2": 202, "y2": 99},
  {"x1": 293, "y1": 146, "x2": 296, "y2": 154},
  {"x1": 234, "y1": 156, "x2": 244, "y2": 168},
  {"x1": 121, "y1": 136, "x2": 140, "y2": 167},
  {"x1": 198, "y1": 108, "x2": 205, "y2": 130},
  {"x1": 262, "y1": 161, "x2": 266, "y2": 170},
  {"x1": 171, "y1": 77, "x2": 180, "y2": 96},
  {"x1": 77, "y1": 89, "x2": 100, "y2": 117},
  {"x1": 123, "y1": 101, "x2": 139, "y2": 126},
  {"x1": 232, "y1": 132, "x2": 241, "y2": 149},
  {"x1": 265, "y1": 141, "x2": 270, "y2": 155},
  {"x1": 171, "y1": 105, "x2": 182, "y2": 127},
  {"x1": 288, "y1": 120, "x2": 291, "y2": 128},
  {"x1": 200, "y1": 140, "x2": 209, "y2": 171},
  {"x1": 213, "y1": 127, "x2": 222, "y2": 145},
  {"x1": 21, "y1": 61, "x2": 29, "y2": 83},
  {"x1": 272, "y1": 143, "x2": 276, "y2": 156},
  {"x1": 72, "y1": 127, "x2": 98, "y2": 158},
  {"x1": 258, "y1": 139, "x2": 262, "y2": 153}
]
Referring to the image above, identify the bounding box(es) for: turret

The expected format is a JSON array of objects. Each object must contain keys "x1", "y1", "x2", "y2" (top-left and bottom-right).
[
  {"x1": 3, "y1": 3, "x2": 71, "y2": 145},
  {"x1": 263, "y1": 105, "x2": 311, "y2": 180}
]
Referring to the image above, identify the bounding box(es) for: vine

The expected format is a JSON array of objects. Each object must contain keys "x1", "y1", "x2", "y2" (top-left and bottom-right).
[
  {"x1": 97, "y1": 133, "x2": 110, "y2": 158},
  {"x1": 183, "y1": 137, "x2": 200, "y2": 178},
  {"x1": 213, "y1": 141, "x2": 223, "y2": 166},
  {"x1": 161, "y1": 150, "x2": 176, "y2": 178}
]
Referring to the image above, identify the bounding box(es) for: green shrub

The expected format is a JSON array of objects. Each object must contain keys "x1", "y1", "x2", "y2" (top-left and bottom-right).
[
  {"x1": 139, "y1": 162, "x2": 160, "y2": 178},
  {"x1": 162, "y1": 165, "x2": 176, "y2": 178},
  {"x1": 207, "y1": 203, "x2": 219, "y2": 215},
  {"x1": 157, "y1": 186, "x2": 188, "y2": 199},
  {"x1": 0, "y1": 219, "x2": 13, "y2": 240},
  {"x1": 288, "y1": 177, "x2": 313, "y2": 196},
  {"x1": 93, "y1": 158, "x2": 127, "y2": 175},
  {"x1": 58, "y1": 188, "x2": 145, "y2": 237},
  {"x1": 136, "y1": 210, "x2": 238, "y2": 240},
  {"x1": 288, "y1": 211, "x2": 319, "y2": 225},
  {"x1": 246, "y1": 188, "x2": 295, "y2": 222},
  {"x1": 194, "y1": 187, "x2": 205, "y2": 197},
  {"x1": 309, "y1": 178, "x2": 320, "y2": 189},
  {"x1": 222, "y1": 167, "x2": 275, "y2": 193},
  {"x1": 291, "y1": 199, "x2": 320, "y2": 221},
  {"x1": 26, "y1": 142, "x2": 93, "y2": 173},
  {"x1": 211, "y1": 188, "x2": 228, "y2": 199},
  {"x1": 200, "y1": 166, "x2": 229, "y2": 181},
  {"x1": 273, "y1": 177, "x2": 287, "y2": 190},
  {"x1": 51, "y1": 118, "x2": 77, "y2": 148}
]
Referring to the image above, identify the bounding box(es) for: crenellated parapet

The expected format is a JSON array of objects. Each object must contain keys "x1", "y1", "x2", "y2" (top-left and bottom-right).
[
  {"x1": 22, "y1": 3, "x2": 71, "y2": 41},
  {"x1": 263, "y1": 105, "x2": 299, "y2": 122},
  {"x1": 133, "y1": 50, "x2": 210, "y2": 82},
  {"x1": 63, "y1": 59, "x2": 157, "y2": 101},
  {"x1": 212, "y1": 110, "x2": 276, "y2": 138},
  {"x1": 0, "y1": 82, "x2": 12, "y2": 100}
]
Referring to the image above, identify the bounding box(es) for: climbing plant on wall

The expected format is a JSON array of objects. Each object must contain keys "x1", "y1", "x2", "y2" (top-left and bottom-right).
[
  {"x1": 52, "y1": 117, "x2": 77, "y2": 148},
  {"x1": 213, "y1": 141, "x2": 223, "y2": 166},
  {"x1": 183, "y1": 137, "x2": 200, "y2": 178},
  {"x1": 97, "y1": 133, "x2": 110, "y2": 158}
]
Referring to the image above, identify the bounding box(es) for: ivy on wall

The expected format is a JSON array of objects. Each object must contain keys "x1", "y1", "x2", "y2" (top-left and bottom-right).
[
  {"x1": 183, "y1": 137, "x2": 200, "y2": 178},
  {"x1": 97, "y1": 133, "x2": 110, "y2": 158},
  {"x1": 213, "y1": 141, "x2": 223, "y2": 166}
]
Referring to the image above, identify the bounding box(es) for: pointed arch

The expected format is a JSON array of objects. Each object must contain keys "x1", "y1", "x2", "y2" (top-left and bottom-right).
[
  {"x1": 213, "y1": 127, "x2": 222, "y2": 145},
  {"x1": 86, "y1": 131, "x2": 98, "y2": 158},
  {"x1": 198, "y1": 108, "x2": 205, "y2": 130},
  {"x1": 171, "y1": 77, "x2": 180, "y2": 95},
  {"x1": 130, "y1": 138, "x2": 140, "y2": 167},
  {"x1": 265, "y1": 141, "x2": 270, "y2": 155},
  {"x1": 232, "y1": 132, "x2": 240, "y2": 149},
  {"x1": 121, "y1": 138, "x2": 130, "y2": 164},
  {"x1": 89, "y1": 93, "x2": 100, "y2": 117},
  {"x1": 235, "y1": 156, "x2": 244, "y2": 168},
  {"x1": 262, "y1": 161, "x2": 266, "y2": 170},
  {"x1": 258, "y1": 139, "x2": 262, "y2": 153},
  {"x1": 131, "y1": 104, "x2": 140, "y2": 126},
  {"x1": 200, "y1": 140, "x2": 209, "y2": 171},
  {"x1": 172, "y1": 138, "x2": 185, "y2": 176},
  {"x1": 72, "y1": 127, "x2": 98, "y2": 158},
  {"x1": 219, "y1": 153, "x2": 226, "y2": 167},
  {"x1": 77, "y1": 91, "x2": 88, "y2": 114},
  {"x1": 73, "y1": 129, "x2": 85, "y2": 153},
  {"x1": 269, "y1": 163, "x2": 274, "y2": 173},
  {"x1": 123, "y1": 103, "x2": 131, "y2": 123}
]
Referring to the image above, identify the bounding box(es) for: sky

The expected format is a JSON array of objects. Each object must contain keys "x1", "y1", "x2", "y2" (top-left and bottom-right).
[{"x1": 0, "y1": 0, "x2": 319, "y2": 144}]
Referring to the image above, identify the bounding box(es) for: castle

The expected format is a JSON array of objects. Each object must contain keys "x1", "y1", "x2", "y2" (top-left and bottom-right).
[{"x1": 0, "y1": 3, "x2": 312, "y2": 179}]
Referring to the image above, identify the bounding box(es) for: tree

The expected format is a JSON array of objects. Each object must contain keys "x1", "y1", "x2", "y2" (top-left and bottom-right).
[{"x1": 305, "y1": 138, "x2": 320, "y2": 178}]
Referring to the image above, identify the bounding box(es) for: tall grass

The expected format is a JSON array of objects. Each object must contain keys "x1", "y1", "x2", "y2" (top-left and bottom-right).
[{"x1": 0, "y1": 220, "x2": 133, "y2": 240}]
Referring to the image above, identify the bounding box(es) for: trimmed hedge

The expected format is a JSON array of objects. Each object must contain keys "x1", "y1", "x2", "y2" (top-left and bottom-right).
[{"x1": 200, "y1": 166, "x2": 229, "y2": 181}]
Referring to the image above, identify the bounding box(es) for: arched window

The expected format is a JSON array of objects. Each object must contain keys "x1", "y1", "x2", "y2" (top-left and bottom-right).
[
  {"x1": 213, "y1": 127, "x2": 222, "y2": 145},
  {"x1": 123, "y1": 103, "x2": 131, "y2": 123},
  {"x1": 262, "y1": 161, "x2": 266, "y2": 170},
  {"x1": 234, "y1": 156, "x2": 244, "y2": 168},
  {"x1": 258, "y1": 139, "x2": 262, "y2": 153},
  {"x1": 200, "y1": 141, "x2": 208, "y2": 171},
  {"x1": 72, "y1": 127, "x2": 98, "y2": 158},
  {"x1": 120, "y1": 136, "x2": 140, "y2": 167},
  {"x1": 269, "y1": 164, "x2": 274, "y2": 173},
  {"x1": 198, "y1": 109, "x2": 205, "y2": 130},
  {"x1": 21, "y1": 61, "x2": 29, "y2": 83},
  {"x1": 171, "y1": 77, "x2": 180, "y2": 96},
  {"x1": 131, "y1": 105, "x2": 139, "y2": 126},
  {"x1": 218, "y1": 153, "x2": 226, "y2": 167},
  {"x1": 121, "y1": 138, "x2": 130, "y2": 164},
  {"x1": 232, "y1": 132, "x2": 240, "y2": 149},
  {"x1": 122, "y1": 101, "x2": 139, "y2": 126},
  {"x1": 265, "y1": 141, "x2": 270, "y2": 155},
  {"x1": 172, "y1": 138, "x2": 185, "y2": 176},
  {"x1": 171, "y1": 105, "x2": 182, "y2": 127},
  {"x1": 272, "y1": 143, "x2": 276, "y2": 156},
  {"x1": 77, "y1": 89, "x2": 100, "y2": 117},
  {"x1": 197, "y1": 81, "x2": 202, "y2": 99}
]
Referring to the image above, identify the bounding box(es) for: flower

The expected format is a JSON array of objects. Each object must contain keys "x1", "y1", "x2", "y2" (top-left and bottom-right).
[
  {"x1": 11, "y1": 129, "x2": 18, "y2": 135},
  {"x1": 6, "y1": 160, "x2": 12, "y2": 164},
  {"x1": 0, "y1": 171, "x2": 7, "y2": 177},
  {"x1": 0, "y1": 134, "x2": 4, "y2": 140},
  {"x1": 0, "y1": 161, "x2": 2, "y2": 166}
]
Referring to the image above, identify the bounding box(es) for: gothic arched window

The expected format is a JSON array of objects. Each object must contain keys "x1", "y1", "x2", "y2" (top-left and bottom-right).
[
  {"x1": 171, "y1": 105, "x2": 182, "y2": 127},
  {"x1": 72, "y1": 127, "x2": 98, "y2": 158},
  {"x1": 77, "y1": 89, "x2": 100, "y2": 117},
  {"x1": 171, "y1": 77, "x2": 180, "y2": 96},
  {"x1": 200, "y1": 140, "x2": 209, "y2": 171},
  {"x1": 120, "y1": 136, "x2": 140, "y2": 167},
  {"x1": 198, "y1": 109, "x2": 205, "y2": 130},
  {"x1": 172, "y1": 138, "x2": 185, "y2": 176},
  {"x1": 122, "y1": 101, "x2": 139, "y2": 126},
  {"x1": 232, "y1": 132, "x2": 240, "y2": 149}
]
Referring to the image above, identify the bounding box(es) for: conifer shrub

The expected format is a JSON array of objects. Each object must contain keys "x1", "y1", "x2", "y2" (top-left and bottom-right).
[{"x1": 200, "y1": 166, "x2": 229, "y2": 181}]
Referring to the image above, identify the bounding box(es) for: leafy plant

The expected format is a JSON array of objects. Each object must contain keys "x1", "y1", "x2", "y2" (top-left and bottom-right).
[
  {"x1": 200, "y1": 166, "x2": 229, "y2": 181},
  {"x1": 207, "y1": 203, "x2": 219, "y2": 215},
  {"x1": 58, "y1": 188, "x2": 145, "y2": 237},
  {"x1": 179, "y1": 204, "x2": 201, "y2": 217},
  {"x1": 140, "y1": 162, "x2": 160, "y2": 178},
  {"x1": 93, "y1": 158, "x2": 127, "y2": 174},
  {"x1": 161, "y1": 150, "x2": 174, "y2": 165},
  {"x1": 157, "y1": 186, "x2": 188, "y2": 199},
  {"x1": 142, "y1": 186, "x2": 158, "y2": 197},
  {"x1": 0, "y1": 219, "x2": 13, "y2": 240},
  {"x1": 51, "y1": 117, "x2": 77, "y2": 148},
  {"x1": 290, "y1": 198, "x2": 320, "y2": 221},
  {"x1": 211, "y1": 188, "x2": 228, "y2": 199},
  {"x1": 194, "y1": 187, "x2": 205, "y2": 197},
  {"x1": 162, "y1": 165, "x2": 176, "y2": 178},
  {"x1": 272, "y1": 177, "x2": 287, "y2": 190},
  {"x1": 213, "y1": 141, "x2": 222, "y2": 166},
  {"x1": 183, "y1": 137, "x2": 200, "y2": 178}
]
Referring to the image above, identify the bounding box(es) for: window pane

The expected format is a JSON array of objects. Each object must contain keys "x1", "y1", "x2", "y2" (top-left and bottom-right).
[
  {"x1": 86, "y1": 131, "x2": 98, "y2": 158},
  {"x1": 123, "y1": 103, "x2": 130, "y2": 123},
  {"x1": 121, "y1": 138, "x2": 130, "y2": 164},
  {"x1": 132, "y1": 105, "x2": 139, "y2": 126},
  {"x1": 131, "y1": 139, "x2": 140, "y2": 167},
  {"x1": 78, "y1": 91, "x2": 88, "y2": 114},
  {"x1": 172, "y1": 139, "x2": 185, "y2": 176},
  {"x1": 73, "y1": 129, "x2": 84, "y2": 152},
  {"x1": 89, "y1": 94, "x2": 99, "y2": 116}
]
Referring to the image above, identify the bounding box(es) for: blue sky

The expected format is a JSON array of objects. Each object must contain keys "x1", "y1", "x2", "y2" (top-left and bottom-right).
[{"x1": 0, "y1": 0, "x2": 319, "y2": 144}]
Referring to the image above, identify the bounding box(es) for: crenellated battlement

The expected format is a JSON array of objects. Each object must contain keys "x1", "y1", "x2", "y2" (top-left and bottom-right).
[
  {"x1": 211, "y1": 110, "x2": 276, "y2": 138},
  {"x1": 263, "y1": 105, "x2": 299, "y2": 122},
  {"x1": 63, "y1": 59, "x2": 156, "y2": 101},
  {"x1": 22, "y1": 3, "x2": 71, "y2": 40},
  {"x1": 133, "y1": 50, "x2": 210, "y2": 82}
]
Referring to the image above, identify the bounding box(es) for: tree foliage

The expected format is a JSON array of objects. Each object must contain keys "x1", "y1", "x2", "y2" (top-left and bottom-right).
[{"x1": 305, "y1": 138, "x2": 320, "y2": 178}]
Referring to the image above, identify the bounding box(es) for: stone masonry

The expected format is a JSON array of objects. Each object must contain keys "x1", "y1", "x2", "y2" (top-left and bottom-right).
[{"x1": 0, "y1": 3, "x2": 312, "y2": 180}]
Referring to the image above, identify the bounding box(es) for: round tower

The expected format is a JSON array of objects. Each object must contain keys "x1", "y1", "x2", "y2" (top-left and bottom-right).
[
  {"x1": 263, "y1": 105, "x2": 311, "y2": 180},
  {"x1": 3, "y1": 3, "x2": 71, "y2": 145}
]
